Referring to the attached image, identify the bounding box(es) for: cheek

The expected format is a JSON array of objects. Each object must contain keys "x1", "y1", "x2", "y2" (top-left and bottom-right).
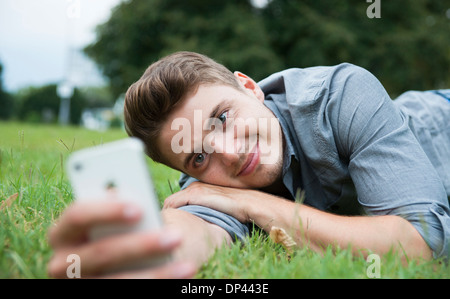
[
  {"x1": 193, "y1": 162, "x2": 225, "y2": 185},
  {"x1": 196, "y1": 166, "x2": 244, "y2": 188}
]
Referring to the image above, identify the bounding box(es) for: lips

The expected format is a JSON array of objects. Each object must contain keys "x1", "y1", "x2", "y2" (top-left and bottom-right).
[{"x1": 237, "y1": 142, "x2": 260, "y2": 177}]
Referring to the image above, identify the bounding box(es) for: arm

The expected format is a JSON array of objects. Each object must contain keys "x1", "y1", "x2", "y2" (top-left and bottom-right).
[
  {"x1": 164, "y1": 182, "x2": 432, "y2": 260},
  {"x1": 47, "y1": 200, "x2": 230, "y2": 278},
  {"x1": 247, "y1": 191, "x2": 432, "y2": 259},
  {"x1": 328, "y1": 65, "x2": 448, "y2": 259}
]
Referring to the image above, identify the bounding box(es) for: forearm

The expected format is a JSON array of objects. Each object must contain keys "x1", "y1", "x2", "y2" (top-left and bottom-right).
[
  {"x1": 162, "y1": 208, "x2": 232, "y2": 268},
  {"x1": 163, "y1": 183, "x2": 432, "y2": 260},
  {"x1": 246, "y1": 191, "x2": 432, "y2": 259}
]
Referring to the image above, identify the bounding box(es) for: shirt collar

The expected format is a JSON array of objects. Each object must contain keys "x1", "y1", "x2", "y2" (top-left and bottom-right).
[{"x1": 263, "y1": 98, "x2": 297, "y2": 176}]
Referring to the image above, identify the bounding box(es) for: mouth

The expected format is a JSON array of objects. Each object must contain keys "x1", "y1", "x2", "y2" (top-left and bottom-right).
[{"x1": 237, "y1": 141, "x2": 260, "y2": 177}]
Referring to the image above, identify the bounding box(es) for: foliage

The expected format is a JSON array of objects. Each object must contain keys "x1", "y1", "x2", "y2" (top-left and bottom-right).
[
  {"x1": 0, "y1": 62, "x2": 14, "y2": 120},
  {"x1": 85, "y1": 0, "x2": 450, "y2": 98},
  {"x1": 15, "y1": 84, "x2": 61, "y2": 123},
  {"x1": 84, "y1": 0, "x2": 282, "y2": 98},
  {"x1": 8, "y1": 84, "x2": 114, "y2": 125},
  {"x1": 3, "y1": 1, "x2": 448, "y2": 123},
  {"x1": 263, "y1": 0, "x2": 450, "y2": 96}
]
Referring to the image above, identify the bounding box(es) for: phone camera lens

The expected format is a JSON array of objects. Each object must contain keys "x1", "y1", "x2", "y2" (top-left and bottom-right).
[{"x1": 74, "y1": 163, "x2": 82, "y2": 171}]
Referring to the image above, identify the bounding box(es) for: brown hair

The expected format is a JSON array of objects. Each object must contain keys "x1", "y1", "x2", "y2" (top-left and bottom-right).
[{"x1": 124, "y1": 51, "x2": 242, "y2": 164}]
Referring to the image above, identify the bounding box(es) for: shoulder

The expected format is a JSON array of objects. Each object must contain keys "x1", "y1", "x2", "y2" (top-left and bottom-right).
[{"x1": 259, "y1": 63, "x2": 379, "y2": 106}]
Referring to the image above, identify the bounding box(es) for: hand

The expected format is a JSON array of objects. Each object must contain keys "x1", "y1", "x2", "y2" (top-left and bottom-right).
[
  {"x1": 47, "y1": 200, "x2": 196, "y2": 279},
  {"x1": 163, "y1": 181, "x2": 254, "y2": 223}
]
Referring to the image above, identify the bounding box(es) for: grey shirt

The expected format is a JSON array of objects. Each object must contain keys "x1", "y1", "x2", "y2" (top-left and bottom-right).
[{"x1": 179, "y1": 63, "x2": 450, "y2": 259}]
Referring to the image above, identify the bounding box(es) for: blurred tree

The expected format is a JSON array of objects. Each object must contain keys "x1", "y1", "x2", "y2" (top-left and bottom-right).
[
  {"x1": 263, "y1": 0, "x2": 450, "y2": 96},
  {"x1": 0, "y1": 62, "x2": 14, "y2": 120},
  {"x1": 69, "y1": 88, "x2": 87, "y2": 125},
  {"x1": 85, "y1": 0, "x2": 449, "y2": 98},
  {"x1": 84, "y1": 0, "x2": 283, "y2": 98},
  {"x1": 15, "y1": 84, "x2": 91, "y2": 124},
  {"x1": 16, "y1": 84, "x2": 61, "y2": 123},
  {"x1": 70, "y1": 86, "x2": 115, "y2": 124},
  {"x1": 78, "y1": 86, "x2": 115, "y2": 108}
]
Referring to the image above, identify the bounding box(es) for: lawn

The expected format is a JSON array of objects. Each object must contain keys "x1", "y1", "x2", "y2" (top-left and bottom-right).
[{"x1": 0, "y1": 121, "x2": 448, "y2": 278}]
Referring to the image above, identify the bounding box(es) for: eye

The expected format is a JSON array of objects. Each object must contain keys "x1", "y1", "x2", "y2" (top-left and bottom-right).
[
  {"x1": 218, "y1": 111, "x2": 228, "y2": 124},
  {"x1": 193, "y1": 153, "x2": 206, "y2": 166}
]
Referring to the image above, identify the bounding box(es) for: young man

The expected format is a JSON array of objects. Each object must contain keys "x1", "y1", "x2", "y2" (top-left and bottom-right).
[{"x1": 48, "y1": 51, "x2": 450, "y2": 278}]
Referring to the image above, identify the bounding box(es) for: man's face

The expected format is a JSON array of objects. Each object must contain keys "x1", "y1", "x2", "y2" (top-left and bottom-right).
[{"x1": 157, "y1": 73, "x2": 284, "y2": 189}]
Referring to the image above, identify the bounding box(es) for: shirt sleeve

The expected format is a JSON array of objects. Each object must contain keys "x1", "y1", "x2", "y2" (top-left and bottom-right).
[
  {"x1": 177, "y1": 173, "x2": 250, "y2": 242},
  {"x1": 327, "y1": 64, "x2": 450, "y2": 259},
  {"x1": 178, "y1": 205, "x2": 250, "y2": 242}
]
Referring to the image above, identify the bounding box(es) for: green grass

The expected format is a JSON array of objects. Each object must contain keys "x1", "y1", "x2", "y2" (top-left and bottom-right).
[
  {"x1": 0, "y1": 121, "x2": 448, "y2": 279},
  {"x1": 201, "y1": 229, "x2": 450, "y2": 279}
]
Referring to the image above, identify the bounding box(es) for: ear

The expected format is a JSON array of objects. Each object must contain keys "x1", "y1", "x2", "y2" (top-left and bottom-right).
[{"x1": 233, "y1": 71, "x2": 265, "y2": 102}]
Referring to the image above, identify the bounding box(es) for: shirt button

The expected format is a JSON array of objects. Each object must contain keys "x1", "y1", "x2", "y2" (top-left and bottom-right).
[{"x1": 434, "y1": 206, "x2": 445, "y2": 216}]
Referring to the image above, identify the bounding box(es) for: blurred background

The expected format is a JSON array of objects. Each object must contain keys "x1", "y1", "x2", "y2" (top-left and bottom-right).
[{"x1": 0, "y1": 0, "x2": 449, "y2": 130}]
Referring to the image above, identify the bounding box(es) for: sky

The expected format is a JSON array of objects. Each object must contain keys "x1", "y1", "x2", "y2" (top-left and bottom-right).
[
  {"x1": 0, "y1": 0, "x2": 269, "y2": 93},
  {"x1": 0, "y1": 0, "x2": 123, "y2": 92}
]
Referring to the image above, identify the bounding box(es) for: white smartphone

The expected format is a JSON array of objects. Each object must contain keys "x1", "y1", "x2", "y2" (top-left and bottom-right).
[{"x1": 66, "y1": 137, "x2": 168, "y2": 271}]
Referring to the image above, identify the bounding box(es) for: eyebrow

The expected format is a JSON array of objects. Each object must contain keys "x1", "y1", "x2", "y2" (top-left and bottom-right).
[
  {"x1": 181, "y1": 100, "x2": 229, "y2": 171},
  {"x1": 207, "y1": 103, "x2": 221, "y2": 127}
]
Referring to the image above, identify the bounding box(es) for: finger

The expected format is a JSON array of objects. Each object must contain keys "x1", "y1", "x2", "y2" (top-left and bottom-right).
[
  {"x1": 48, "y1": 200, "x2": 142, "y2": 249},
  {"x1": 48, "y1": 228, "x2": 182, "y2": 278},
  {"x1": 102, "y1": 261, "x2": 197, "y2": 279},
  {"x1": 163, "y1": 193, "x2": 183, "y2": 209}
]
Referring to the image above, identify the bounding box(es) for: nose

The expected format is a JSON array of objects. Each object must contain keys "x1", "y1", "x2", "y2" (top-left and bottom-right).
[
  {"x1": 220, "y1": 149, "x2": 240, "y2": 167},
  {"x1": 208, "y1": 132, "x2": 242, "y2": 167}
]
